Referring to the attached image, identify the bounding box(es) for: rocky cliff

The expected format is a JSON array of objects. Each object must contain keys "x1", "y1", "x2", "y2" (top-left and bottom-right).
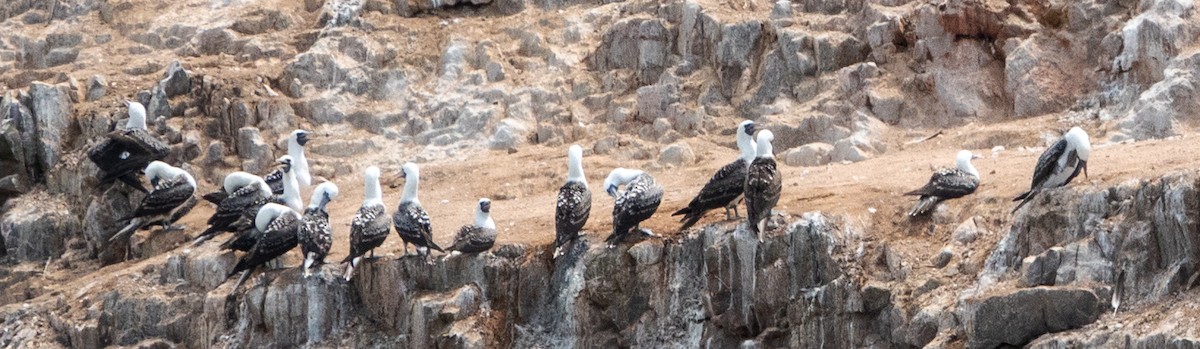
[{"x1": 3, "y1": 0, "x2": 1200, "y2": 347}]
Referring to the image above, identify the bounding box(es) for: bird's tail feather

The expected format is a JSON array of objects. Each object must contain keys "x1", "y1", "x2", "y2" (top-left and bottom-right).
[
  {"x1": 671, "y1": 206, "x2": 691, "y2": 216},
  {"x1": 677, "y1": 213, "x2": 703, "y2": 232},
  {"x1": 109, "y1": 219, "x2": 143, "y2": 242},
  {"x1": 202, "y1": 191, "x2": 228, "y2": 204},
  {"x1": 1012, "y1": 194, "x2": 1036, "y2": 214},
  {"x1": 907, "y1": 196, "x2": 941, "y2": 217},
  {"x1": 1013, "y1": 190, "x2": 1032, "y2": 202}
]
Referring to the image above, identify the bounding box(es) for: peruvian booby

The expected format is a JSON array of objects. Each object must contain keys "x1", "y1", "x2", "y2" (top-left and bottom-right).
[
  {"x1": 343, "y1": 166, "x2": 391, "y2": 281},
  {"x1": 192, "y1": 172, "x2": 273, "y2": 245},
  {"x1": 87, "y1": 101, "x2": 170, "y2": 193},
  {"x1": 905, "y1": 150, "x2": 981, "y2": 217},
  {"x1": 602, "y1": 168, "x2": 663, "y2": 247},
  {"x1": 553, "y1": 145, "x2": 591, "y2": 259},
  {"x1": 226, "y1": 203, "x2": 301, "y2": 290},
  {"x1": 1013, "y1": 127, "x2": 1091, "y2": 213},
  {"x1": 288, "y1": 130, "x2": 313, "y2": 187},
  {"x1": 672, "y1": 120, "x2": 757, "y2": 231},
  {"x1": 109, "y1": 161, "x2": 197, "y2": 242},
  {"x1": 201, "y1": 130, "x2": 309, "y2": 204},
  {"x1": 221, "y1": 155, "x2": 303, "y2": 252},
  {"x1": 299, "y1": 181, "x2": 338, "y2": 277},
  {"x1": 744, "y1": 130, "x2": 781, "y2": 241},
  {"x1": 393, "y1": 162, "x2": 443, "y2": 263},
  {"x1": 446, "y1": 198, "x2": 497, "y2": 258}
]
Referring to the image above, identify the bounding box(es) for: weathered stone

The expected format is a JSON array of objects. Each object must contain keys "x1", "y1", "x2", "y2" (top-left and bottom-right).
[
  {"x1": 160, "y1": 61, "x2": 191, "y2": 98},
  {"x1": 635, "y1": 83, "x2": 680, "y2": 123},
  {"x1": 932, "y1": 246, "x2": 953, "y2": 268},
  {"x1": 782, "y1": 142, "x2": 833, "y2": 167},
  {"x1": 1118, "y1": 51, "x2": 1200, "y2": 139},
  {"x1": 964, "y1": 287, "x2": 1101, "y2": 349},
  {"x1": 1, "y1": 194, "x2": 82, "y2": 261},
  {"x1": 235, "y1": 127, "x2": 272, "y2": 174},
  {"x1": 28, "y1": 82, "x2": 73, "y2": 174},
  {"x1": 85, "y1": 75, "x2": 107, "y2": 101},
  {"x1": 1021, "y1": 247, "x2": 1063, "y2": 287},
  {"x1": 953, "y1": 216, "x2": 982, "y2": 244},
  {"x1": 488, "y1": 118, "x2": 529, "y2": 150},
  {"x1": 814, "y1": 32, "x2": 867, "y2": 73},
  {"x1": 1006, "y1": 35, "x2": 1093, "y2": 117},
  {"x1": 658, "y1": 142, "x2": 696, "y2": 167},
  {"x1": 588, "y1": 18, "x2": 673, "y2": 85}
]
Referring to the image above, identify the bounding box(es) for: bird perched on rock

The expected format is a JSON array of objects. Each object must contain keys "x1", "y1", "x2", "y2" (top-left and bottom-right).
[
  {"x1": 201, "y1": 130, "x2": 312, "y2": 204},
  {"x1": 673, "y1": 120, "x2": 756, "y2": 231},
  {"x1": 344, "y1": 166, "x2": 391, "y2": 281},
  {"x1": 744, "y1": 130, "x2": 780, "y2": 242},
  {"x1": 88, "y1": 101, "x2": 169, "y2": 193},
  {"x1": 602, "y1": 168, "x2": 662, "y2": 247},
  {"x1": 299, "y1": 181, "x2": 338, "y2": 277},
  {"x1": 905, "y1": 150, "x2": 980, "y2": 217},
  {"x1": 554, "y1": 145, "x2": 590, "y2": 259},
  {"x1": 226, "y1": 203, "x2": 301, "y2": 291},
  {"x1": 1013, "y1": 127, "x2": 1091, "y2": 213},
  {"x1": 109, "y1": 161, "x2": 197, "y2": 244},
  {"x1": 220, "y1": 155, "x2": 303, "y2": 252},
  {"x1": 446, "y1": 198, "x2": 497, "y2": 259},
  {"x1": 393, "y1": 162, "x2": 443, "y2": 263},
  {"x1": 192, "y1": 172, "x2": 272, "y2": 245}
]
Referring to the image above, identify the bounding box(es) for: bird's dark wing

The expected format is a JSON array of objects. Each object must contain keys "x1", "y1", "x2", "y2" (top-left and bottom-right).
[
  {"x1": 1026, "y1": 139, "x2": 1067, "y2": 193},
  {"x1": 905, "y1": 168, "x2": 979, "y2": 199},
  {"x1": 125, "y1": 177, "x2": 195, "y2": 220},
  {"x1": 449, "y1": 225, "x2": 497, "y2": 254},
  {"x1": 555, "y1": 182, "x2": 591, "y2": 250},
  {"x1": 300, "y1": 208, "x2": 332, "y2": 260},
  {"x1": 395, "y1": 202, "x2": 441, "y2": 251},
  {"x1": 345, "y1": 203, "x2": 390, "y2": 262},
  {"x1": 674, "y1": 159, "x2": 747, "y2": 216},
  {"x1": 745, "y1": 158, "x2": 781, "y2": 234},
  {"x1": 609, "y1": 175, "x2": 663, "y2": 244},
  {"x1": 228, "y1": 213, "x2": 299, "y2": 277}
]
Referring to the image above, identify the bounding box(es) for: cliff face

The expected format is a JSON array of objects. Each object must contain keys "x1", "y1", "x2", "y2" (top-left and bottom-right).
[
  {"x1": 5, "y1": 175, "x2": 1200, "y2": 348},
  {"x1": 3, "y1": 0, "x2": 1200, "y2": 347}
]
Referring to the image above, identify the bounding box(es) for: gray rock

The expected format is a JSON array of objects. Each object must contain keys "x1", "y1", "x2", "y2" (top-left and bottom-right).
[
  {"x1": 310, "y1": 139, "x2": 378, "y2": 157},
  {"x1": 953, "y1": 216, "x2": 982, "y2": 244},
  {"x1": 932, "y1": 246, "x2": 953, "y2": 268},
  {"x1": 1006, "y1": 36, "x2": 1092, "y2": 117},
  {"x1": 147, "y1": 86, "x2": 170, "y2": 119},
  {"x1": 964, "y1": 287, "x2": 1101, "y2": 349},
  {"x1": 1, "y1": 194, "x2": 82, "y2": 262},
  {"x1": 658, "y1": 142, "x2": 696, "y2": 167},
  {"x1": 588, "y1": 18, "x2": 673, "y2": 85},
  {"x1": 831, "y1": 138, "x2": 869, "y2": 162},
  {"x1": 485, "y1": 61, "x2": 505, "y2": 82},
  {"x1": 28, "y1": 82, "x2": 73, "y2": 174},
  {"x1": 1118, "y1": 51, "x2": 1200, "y2": 139},
  {"x1": 770, "y1": 0, "x2": 792, "y2": 18},
  {"x1": 235, "y1": 127, "x2": 272, "y2": 174},
  {"x1": 160, "y1": 60, "x2": 191, "y2": 98},
  {"x1": 814, "y1": 32, "x2": 867, "y2": 72},
  {"x1": 635, "y1": 83, "x2": 680, "y2": 123},
  {"x1": 85, "y1": 75, "x2": 107, "y2": 101},
  {"x1": 190, "y1": 28, "x2": 239, "y2": 56},
  {"x1": 1021, "y1": 247, "x2": 1063, "y2": 287},
  {"x1": 782, "y1": 142, "x2": 833, "y2": 167},
  {"x1": 488, "y1": 118, "x2": 529, "y2": 150}
]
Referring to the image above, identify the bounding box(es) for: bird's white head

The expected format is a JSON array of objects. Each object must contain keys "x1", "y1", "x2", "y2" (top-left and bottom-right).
[
  {"x1": 400, "y1": 162, "x2": 421, "y2": 203},
  {"x1": 310, "y1": 182, "x2": 339, "y2": 209},
  {"x1": 567, "y1": 144, "x2": 586, "y2": 183},
  {"x1": 254, "y1": 202, "x2": 294, "y2": 232},
  {"x1": 755, "y1": 130, "x2": 775, "y2": 158},
  {"x1": 289, "y1": 130, "x2": 311, "y2": 147},
  {"x1": 602, "y1": 168, "x2": 643, "y2": 197},
  {"x1": 144, "y1": 161, "x2": 171, "y2": 182},
  {"x1": 223, "y1": 172, "x2": 270, "y2": 197},
  {"x1": 476, "y1": 198, "x2": 495, "y2": 229},
  {"x1": 363, "y1": 166, "x2": 383, "y2": 204},
  {"x1": 737, "y1": 120, "x2": 758, "y2": 160},
  {"x1": 125, "y1": 101, "x2": 148, "y2": 130},
  {"x1": 955, "y1": 150, "x2": 981, "y2": 179}
]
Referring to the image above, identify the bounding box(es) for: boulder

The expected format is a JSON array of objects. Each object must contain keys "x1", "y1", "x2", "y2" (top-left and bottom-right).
[
  {"x1": 1006, "y1": 35, "x2": 1093, "y2": 117},
  {"x1": 86, "y1": 75, "x2": 107, "y2": 101},
  {"x1": 235, "y1": 127, "x2": 272, "y2": 174},
  {"x1": 658, "y1": 142, "x2": 696, "y2": 167},
  {"x1": 588, "y1": 18, "x2": 673, "y2": 85},
  {"x1": 964, "y1": 287, "x2": 1101, "y2": 349},
  {"x1": 1, "y1": 193, "x2": 82, "y2": 261},
  {"x1": 161, "y1": 60, "x2": 192, "y2": 98},
  {"x1": 781, "y1": 142, "x2": 833, "y2": 167}
]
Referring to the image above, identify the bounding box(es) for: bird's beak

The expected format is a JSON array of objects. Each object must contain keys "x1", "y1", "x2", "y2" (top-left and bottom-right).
[
  {"x1": 971, "y1": 154, "x2": 982, "y2": 160},
  {"x1": 1082, "y1": 160, "x2": 1088, "y2": 179},
  {"x1": 606, "y1": 186, "x2": 618, "y2": 197},
  {"x1": 745, "y1": 123, "x2": 757, "y2": 135},
  {"x1": 296, "y1": 132, "x2": 310, "y2": 146}
]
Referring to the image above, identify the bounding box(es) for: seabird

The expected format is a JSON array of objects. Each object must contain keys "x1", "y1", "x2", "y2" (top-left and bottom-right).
[
  {"x1": 672, "y1": 120, "x2": 756, "y2": 231},
  {"x1": 553, "y1": 145, "x2": 591, "y2": 259},
  {"x1": 226, "y1": 203, "x2": 301, "y2": 290},
  {"x1": 393, "y1": 162, "x2": 443, "y2": 263},
  {"x1": 87, "y1": 101, "x2": 170, "y2": 193},
  {"x1": 299, "y1": 181, "x2": 338, "y2": 277},
  {"x1": 192, "y1": 172, "x2": 272, "y2": 245},
  {"x1": 201, "y1": 130, "x2": 309, "y2": 204},
  {"x1": 905, "y1": 150, "x2": 981, "y2": 217},
  {"x1": 602, "y1": 168, "x2": 663, "y2": 247},
  {"x1": 343, "y1": 166, "x2": 391, "y2": 281},
  {"x1": 220, "y1": 155, "x2": 303, "y2": 252},
  {"x1": 108, "y1": 161, "x2": 197, "y2": 242},
  {"x1": 288, "y1": 130, "x2": 313, "y2": 187},
  {"x1": 1013, "y1": 127, "x2": 1092, "y2": 213},
  {"x1": 744, "y1": 130, "x2": 781, "y2": 241},
  {"x1": 446, "y1": 198, "x2": 497, "y2": 258}
]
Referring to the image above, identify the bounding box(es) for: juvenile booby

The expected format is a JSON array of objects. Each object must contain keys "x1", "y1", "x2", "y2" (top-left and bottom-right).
[
  {"x1": 221, "y1": 155, "x2": 303, "y2": 252},
  {"x1": 343, "y1": 166, "x2": 391, "y2": 281},
  {"x1": 446, "y1": 198, "x2": 497, "y2": 258},
  {"x1": 87, "y1": 101, "x2": 170, "y2": 193},
  {"x1": 202, "y1": 159, "x2": 289, "y2": 204},
  {"x1": 393, "y1": 162, "x2": 443, "y2": 263},
  {"x1": 673, "y1": 120, "x2": 756, "y2": 231},
  {"x1": 1013, "y1": 127, "x2": 1091, "y2": 213},
  {"x1": 905, "y1": 150, "x2": 981, "y2": 217},
  {"x1": 744, "y1": 130, "x2": 781, "y2": 241},
  {"x1": 299, "y1": 181, "x2": 338, "y2": 277},
  {"x1": 193, "y1": 172, "x2": 272, "y2": 245},
  {"x1": 226, "y1": 203, "x2": 301, "y2": 290},
  {"x1": 109, "y1": 161, "x2": 197, "y2": 242},
  {"x1": 553, "y1": 145, "x2": 591, "y2": 259},
  {"x1": 602, "y1": 168, "x2": 663, "y2": 247},
  {"x1": 288, "y1": 130, "x2": 312, "y2": 187}
]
